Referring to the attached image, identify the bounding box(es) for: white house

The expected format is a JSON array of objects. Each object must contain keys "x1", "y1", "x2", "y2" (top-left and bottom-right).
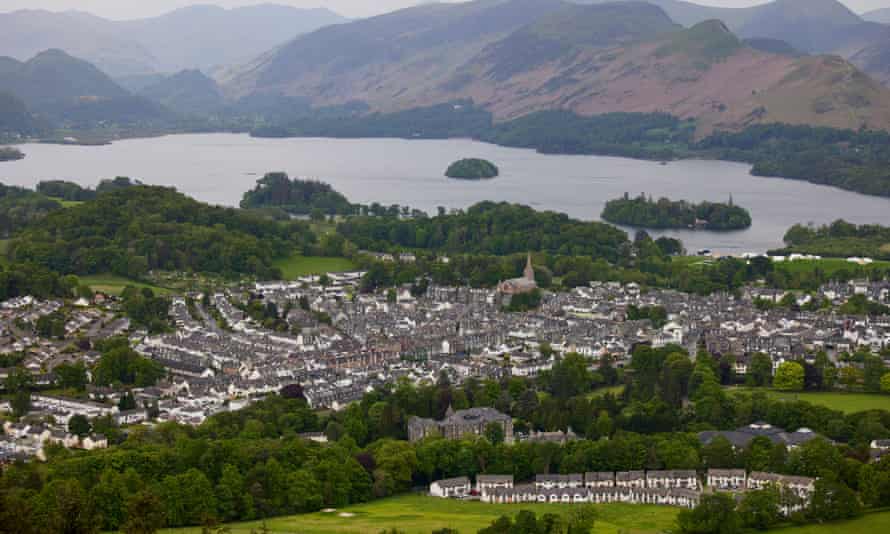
[{"x1": 430, "y1": 477, "x2": 471, "y2": 498}]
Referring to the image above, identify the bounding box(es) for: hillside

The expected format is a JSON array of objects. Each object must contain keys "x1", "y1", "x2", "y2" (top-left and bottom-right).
[
  {"x1": 0, "y1": 50, "x2": 171, "y2": 127},
  {"x1": 138, "y1": 70, "x2": 224, "y2": 115},
  {"x1": 576, "y1": 0, "x2": 890, "y2": 85},
  {"x1": 0, "y1": 5, "x2": 346, "y2": 77},
  {"x1": 0, "y1": 91, "x2": 44, "y2": 136},
  {"x1": 226, "y1": 0, "x2": 890, "y2": 135}
]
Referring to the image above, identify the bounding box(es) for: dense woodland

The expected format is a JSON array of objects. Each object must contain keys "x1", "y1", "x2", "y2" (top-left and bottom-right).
[
  {"x1": 601, "y1": 194, "x2": 752, "y2": 231},
  {"x1": 240, "y1": 172, "x2": 356, "y2": 216},
  {"x1": 445, "y1": 159, "x2": 499, "y2": 180},
  {"x1": 3, "y1": 344, "x2": 890, "y2": 533},
  {"x1": 0, "y1": 184, "x2": 62, "y2": 237},
  {"x1": 8, "y1": 185, "x2": 315, "y2": 279},
  {"x1": 35, "y1": 181, "x2": 97, "y2": 202},
  {"x1": 778, "y1": 220, "x2": 890, "y2": 260},
  {"x1": 338, "y1": 202, "x2": 630, "y2": 263}
]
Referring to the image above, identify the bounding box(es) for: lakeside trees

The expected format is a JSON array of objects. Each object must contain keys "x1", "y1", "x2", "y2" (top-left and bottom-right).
[
  {"x1": 9, "y1": 185, "x2": 315, "y2": 279},
  {"x1": 445, "y1": 159, "x2": 499, "y2": 180},
  {"x1": 602, "y1": 194, "x2": 751, "y2": 231},
  {"x1": 241, "y1": 173, "x2": 355, "y2": 216}
]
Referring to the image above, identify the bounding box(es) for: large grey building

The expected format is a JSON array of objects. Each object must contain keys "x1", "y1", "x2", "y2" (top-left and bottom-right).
[{"x1": 408, "y1": 406, "x2": 513, "y2": 442}]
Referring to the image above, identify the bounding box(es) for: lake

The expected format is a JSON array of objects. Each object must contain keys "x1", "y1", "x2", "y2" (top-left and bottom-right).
[{"x1": 3, "y1": 133, "x2": 890, "y2": 254}]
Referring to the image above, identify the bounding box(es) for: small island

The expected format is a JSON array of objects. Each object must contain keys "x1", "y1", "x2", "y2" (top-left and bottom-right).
[
  {"x1": 0, "y1": 147, "x2": 24, "y2": 162},
  {"x1": 602, "y1": 193, "x2": 752, "y2": 231},
  {"x1": 445, "y1": 158, "x2": 499, "y2": 180}
]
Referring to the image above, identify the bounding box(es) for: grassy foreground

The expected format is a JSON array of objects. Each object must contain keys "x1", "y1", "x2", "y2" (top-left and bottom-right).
[
  {"x1": 273, "y1": 254, "x2": 357, "y2": 280},
  {"x1": 79, "y1": 274, "x2": 172, "y2": 296},
  {"x1": 160, "y1": 494, "x2": 679, "y2": 534},
  {"x1": 776, "y1": 510, "x2": 890, "y2": 534},
  {"x1": 728, "y1": 387, "x2": 890, "y2": 414}
]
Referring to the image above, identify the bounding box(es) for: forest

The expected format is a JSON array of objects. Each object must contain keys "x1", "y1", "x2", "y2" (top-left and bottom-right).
[
  {"x1": 338, "y1": 202, "x2": 630, "y2": 263},
  {"x1": 8, "y1": 185, "x2": 316, "y2": 279},
  {"x1": 601, "y1": 194, "x2": 752, "y2": 231},
  {"x1": 445, "y1": 159, "x2": 499, "y2": 180},
  {"x1": 778, "y1": 220, "x2": 890, "y2": 260},
  {"x1": 240, "y1": 172, "x2": 356, "y2": 216}
]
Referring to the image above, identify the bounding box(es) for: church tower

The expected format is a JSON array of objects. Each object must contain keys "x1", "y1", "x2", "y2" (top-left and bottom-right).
[{"x1": 523, "y1": 252, "x2": 535, "y2": 281}]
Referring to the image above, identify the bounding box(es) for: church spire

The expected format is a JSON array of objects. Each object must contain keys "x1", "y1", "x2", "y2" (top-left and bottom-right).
[{"x1": 524, "y1": 252, "x2": 535, "y2": 281}]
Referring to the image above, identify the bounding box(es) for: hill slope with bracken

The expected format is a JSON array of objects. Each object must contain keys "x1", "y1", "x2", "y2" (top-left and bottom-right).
[{"x1": 223, "y1": 0, "x2": 890, "y2": 135}]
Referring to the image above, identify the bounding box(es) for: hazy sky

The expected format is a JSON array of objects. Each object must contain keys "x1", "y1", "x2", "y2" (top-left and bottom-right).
[{"x1": 0, "y1": 0, "x2": 887, "y2": 19}]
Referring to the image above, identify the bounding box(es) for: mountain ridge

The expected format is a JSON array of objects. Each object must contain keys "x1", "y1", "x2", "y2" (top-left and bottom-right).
[
  {"x1": 0, "y1": 4, "x2": 347, "y2": 76},
  {"x1": 222, "y1": 0, "x2": 890, "y2": 136}
]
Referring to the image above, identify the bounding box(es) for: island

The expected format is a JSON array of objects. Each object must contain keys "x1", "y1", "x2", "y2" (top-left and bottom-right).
[
  {"x1": 445, "y1": 158, "x2": 499, "y2": 180},
  {"x1": 0, "y1": 147, "x2": 24, "y2": 162},
  {"x1": 601, "y1": 193, "x2": 752, "y2": 231},
  {"x1": 241, "y1": 172, "x2": 356, "y2": 216}
]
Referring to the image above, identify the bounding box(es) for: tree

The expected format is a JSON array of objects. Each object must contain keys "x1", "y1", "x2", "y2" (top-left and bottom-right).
[
  {"x1": 37, "y1": 479, "x2": 97, "y2": 534},
  {"x1": 216, "y1": 464, "x2": 245, "y2": 522},
  {"x1": 882, "y1": 372, "x2": 890, "y2": 394},
  {"x1": 121, "y1": 490, "x2": 166, "y2": 534},
  {"x1": 69, "y1": 414, "x2": 92, "y2": 438},
  {"x1": 773, "y1": 361, "x2": 804, "y2": 392},
  {"x1": 484, "y1": 422, "x2": 505, "y2": 445},
  {"x1": 677, "y1": 493, "x2": 741, "y2": 534},
  {"x1": 808, "y1": 479, "x2": 861, "y2": 522},
  {"x1": 5, "y1": 366, "x2": 33, "y2": 418},
  {"x1": 738, "y1": 486, "x2": 781, "y2": 530},
  {"x1": 55, "y1": 361, "x2": 88, "y2": 391},
  {"x1": 747, "y1": 353, "x2": 772, "y2": 387},
  {"x1": 702, "y1": 436, "x2": 736, "y2": 469}
]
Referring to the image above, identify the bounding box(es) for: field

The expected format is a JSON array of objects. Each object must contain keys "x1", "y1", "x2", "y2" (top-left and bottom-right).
[
  {"x1": 777, "y1": 510, "x2": 890, "y2": 534},
  {"x1": 47, "y1": 197, "x2": 85, "y2": 208},
  {"x1": 773, "y1": 258, "x2": 890, "y2": 277},
  {"x1": 161, "y1": 494, "x2": 679, "y2": 534},
  {"x1": 78, "y1": 274, "x2": 172, "y2": 296},
  {"x1": 273, "y1": 254, "x2": 357, "y2": 280},
  {"x1": 727, "y1": 387, "x2": 890, "y2": 414}
]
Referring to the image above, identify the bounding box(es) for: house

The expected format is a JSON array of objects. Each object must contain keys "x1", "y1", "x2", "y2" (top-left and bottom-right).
[
  {"x1": 408, "y1": 406, "x2": 513, "y2": 443},
  {"x1": 535, "y1": 474, "x2": 583, "y2": 489},
  {"x1": 430, "y1": 477, "x2": 472, "y2": 498},
  {"x1": 646, "y1": 470, "x2": 698, "y2": 490},
  {"x1": 477, "y1": 475, "x2": 513, "y2": 495},
  {"x1": 616, "y1": 471, "x2": 646, "y2": 488},
  {"x1": 707, "y1": 469, "x2": 747, "y2": 491},
  {"x1": 584, "y1": 472, "x2": 615, "y2": 488}
]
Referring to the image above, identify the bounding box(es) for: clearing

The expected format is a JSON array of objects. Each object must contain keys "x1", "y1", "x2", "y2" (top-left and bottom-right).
[{"x1": 273, "y1": 254, "x2": 357, "y2": 280}]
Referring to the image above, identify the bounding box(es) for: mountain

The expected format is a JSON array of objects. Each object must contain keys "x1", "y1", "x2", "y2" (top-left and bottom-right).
[
  {"x1": 0, "y1": 5, "x2": 347, "y2": 77},
  {"x1": 137, "y1": 70, "x2": 224, "y2": 115},
  {"x1": 0, "y1": 91, "x2": 44, "y2": 136},
  {"x1": 115, "y1": 5, "x2": 348, "y2": 74},
  {"x1": 0, "y1": 49, "x2": 171, "y2": 127},
  {"x1": 863, "y1": 8, "x2": 890, "y2": 24},
  {"x1": 575, "y1": 0, "x2": 890, "y2": 87},
  {"x1": 224, "y1": 0, "x2": 890, "y2": 135},
  {"x1": 0, "y1": 9, "x2": 157, "y2": 77}
]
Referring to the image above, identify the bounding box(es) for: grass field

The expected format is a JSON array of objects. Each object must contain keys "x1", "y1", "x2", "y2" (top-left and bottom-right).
[
  {"x1": 727, "y1": 387, "x2": 890, "y2": 414},
  {"x1": 773, "y1": 258, "x2": 890, "y2": 276},
  {"x1": 273, "y1": 254, "x2": 357, "y2": 280},
  {"x1": 161, "y1": 494, "x2": 679, "y2": 534},
  {"x1": 776, "y1": 510, "x2": 890, "y2": 534},
  {"x1": 47, "y1": 197, "x2": 85, "y2": 208},
  {"x1": 79, "y1": 274, "x2": 172, "y2": 296}
]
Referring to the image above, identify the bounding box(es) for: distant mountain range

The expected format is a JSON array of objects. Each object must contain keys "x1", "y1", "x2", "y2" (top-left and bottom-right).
[
  {"x1": 0, "y1": 49, "x2": 171, "y2": 129},
  {"x1": 222, "y1": 0, "x2": 890, "y2": 135},
  {"x1": 575, "y1": 0, "x2": 890, "y2": 85},
  {"x1": 0, "y1": 4, "x2": 347, "y2": 77}
]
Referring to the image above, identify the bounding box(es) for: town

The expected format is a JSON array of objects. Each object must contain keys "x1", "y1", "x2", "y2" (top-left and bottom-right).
[{"x1": 2, "y1": 256, "x2": 890, "y2": 468}]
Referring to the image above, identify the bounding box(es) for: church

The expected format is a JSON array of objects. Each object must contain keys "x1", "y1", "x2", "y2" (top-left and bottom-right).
[{"x1": 497, "y1": 253, "x2": 538, "y2": 295}]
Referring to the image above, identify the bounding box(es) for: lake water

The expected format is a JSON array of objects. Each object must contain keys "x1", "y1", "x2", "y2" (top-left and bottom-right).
[{"x1": 3, "y1": 133, "x2": 890, "y2": 254}]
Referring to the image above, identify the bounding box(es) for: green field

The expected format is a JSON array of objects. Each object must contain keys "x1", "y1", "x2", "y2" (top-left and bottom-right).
[
  {"x1": 47, "y1": 197, "x2": 85, "y2": 208},
  {"x1": 727, "y1": 387, "x2": 890, "y2": 414},
  {"x1": 161, "y1": 494, "x2": 679, "y2": 534},
  {"x1": 773, "y1": 258, "x2": 890, "y2": 276},
  {"x1": 273, "y1": 254, "x2": 357, "y2": 280},
  {"x1": 777, "y1": 510, "x2": 890, "y2": 534},
  {"x1": 79, "y1": 274, "x2": 172, "y2": 296}
]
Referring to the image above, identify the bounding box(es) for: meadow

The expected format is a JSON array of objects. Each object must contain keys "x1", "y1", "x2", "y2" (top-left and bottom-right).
[
  {"x1": 160, "y1": 494, "x2": 679, "y2": 534},
  {"x1": 78, "y1": 274, "x2": 172, "y2": 296},
  {"x1": 272, "y1": 254, "x2": 357, "y2": 280},
  {"x1": 727, "y1": 387, "x2": 890, "y2": 414}
]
